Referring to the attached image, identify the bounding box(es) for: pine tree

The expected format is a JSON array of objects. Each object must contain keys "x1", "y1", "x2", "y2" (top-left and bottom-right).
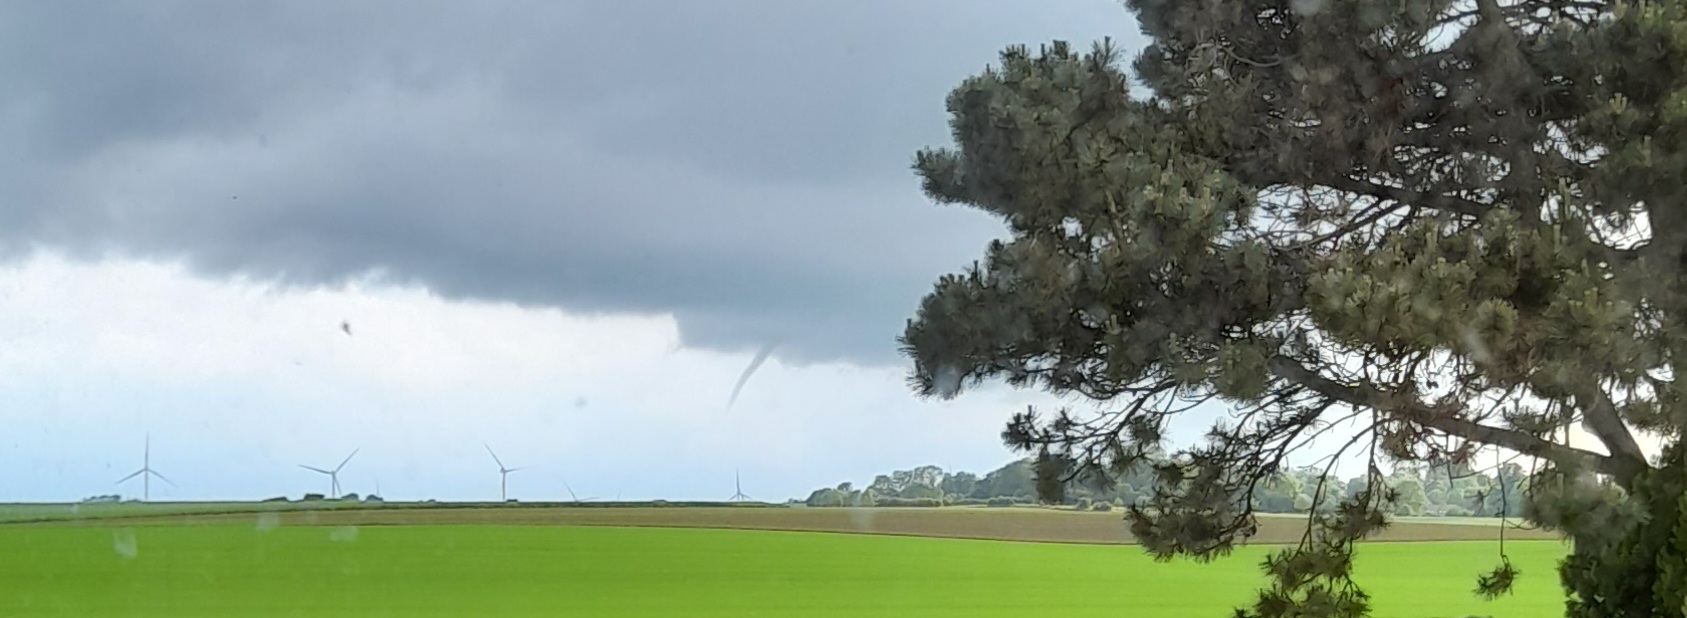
[{"x1": 902, "y1": 1, "x2": 1687, "y2": 615}]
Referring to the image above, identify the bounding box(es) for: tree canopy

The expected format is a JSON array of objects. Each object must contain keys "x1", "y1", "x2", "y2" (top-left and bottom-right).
[{"x1": 900, "y1": 1, "x2": 1687, "y2": 616}]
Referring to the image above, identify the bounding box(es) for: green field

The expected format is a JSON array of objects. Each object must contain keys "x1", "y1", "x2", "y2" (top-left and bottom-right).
[{"x1": 0, "y1": 521, "x2": 1567, "y2": 617}]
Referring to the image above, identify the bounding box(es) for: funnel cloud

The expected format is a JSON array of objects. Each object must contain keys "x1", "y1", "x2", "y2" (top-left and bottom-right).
[{"x1": 728, "y1": 342, "x2": 780, "y2": 410}]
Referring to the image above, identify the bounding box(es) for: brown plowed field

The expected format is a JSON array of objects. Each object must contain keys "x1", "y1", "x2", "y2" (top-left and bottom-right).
[{"x1": 23, "y1": 506, "x2": 1563, "y2": 545}]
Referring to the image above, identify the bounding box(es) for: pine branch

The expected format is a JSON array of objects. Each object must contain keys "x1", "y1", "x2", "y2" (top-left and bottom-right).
[
  {"x1": 1568, "y1": 384, "x2": 1649, "y2": 468},
  {"x1": 1267, "y1": 356, "x2": 1643, "y2": 486}
]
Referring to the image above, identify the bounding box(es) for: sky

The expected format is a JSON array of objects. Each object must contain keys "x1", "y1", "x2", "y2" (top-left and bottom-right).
[{"x1": 0, "y1": 0, "x2": 1157, "y2": 503}]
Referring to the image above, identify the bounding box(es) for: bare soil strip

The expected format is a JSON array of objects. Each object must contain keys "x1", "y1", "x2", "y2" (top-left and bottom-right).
[{"x1": 29, "y1": 506, "x2": 1562, "y2": 545}]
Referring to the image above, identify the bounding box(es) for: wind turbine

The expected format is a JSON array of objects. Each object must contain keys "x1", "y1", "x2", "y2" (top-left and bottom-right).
[
  {"x1": 484, "y1": 444, "x2": 523, "y2": 501},
  {"x1": 563, "y1": 482, "x2": 598, "y2": 503},
  {"x1": 729, "y1": 469, "x2": 751, "y2": 502},
  {"x1": 299, "y1": 448, "x2": 359, "y2": 498},
  {"x1": 115, "y1": 433, "x2": 174, "y2": 502}
]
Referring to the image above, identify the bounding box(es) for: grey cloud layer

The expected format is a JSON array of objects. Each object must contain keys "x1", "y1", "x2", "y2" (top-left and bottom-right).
[{"x1": 2, "y1": 0, "x2": 1137, "y2": 364}]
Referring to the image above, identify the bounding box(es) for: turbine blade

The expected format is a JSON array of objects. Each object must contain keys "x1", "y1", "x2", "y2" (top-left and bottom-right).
[
  {"x1": 484, "y1": 444, "x2": 505, "y2": 469},
  {"x1": 115, "y1": 469, "x2": 145, "y2": 484},
  {"x1": 149, "y1": 470, "x2": 177, "y2": 487},
  {"x1": 727, "y1": 341, "x2": 778, "y2": 409},
  {"x1": 564, "y1": 482, "x2": 578, "y2": 502},
  {"x1": 505, "y1": 467, "x2": 522, "y2": 473},
  {"x1": 335, "y1": 448, "x2": 360, "y2": 472},
  {"x1": 299, "y1": 465, "x2": 332, "y2": 474}
]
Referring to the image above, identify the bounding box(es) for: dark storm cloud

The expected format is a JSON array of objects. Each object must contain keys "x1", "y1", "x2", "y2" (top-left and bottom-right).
[{"x1": 0, "y1": 0, "x2": 1139, "y2": 365}]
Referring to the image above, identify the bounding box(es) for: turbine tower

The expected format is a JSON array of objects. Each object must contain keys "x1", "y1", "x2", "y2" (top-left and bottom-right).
[
  {"x1": 484, "y1": 444, "x2": 522, "y2": 501},
  {"x1": 299, "y1": 448, "x2": 359, "y2": 498},
  {"x1": 729, "y1": 469, "x2": 751, "y2": 502},
  {"x1": 115, "y1": 433, "x2": 174, "y2": 501}
]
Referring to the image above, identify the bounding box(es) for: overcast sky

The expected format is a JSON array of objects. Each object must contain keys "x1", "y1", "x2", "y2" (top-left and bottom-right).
[{"x1": 0, "y1": 1, "x2": 1169, "y2": 502}]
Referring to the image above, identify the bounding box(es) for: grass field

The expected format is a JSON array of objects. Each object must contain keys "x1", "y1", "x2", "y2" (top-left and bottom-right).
[{"x1": 0, "y1": 521, "x2": 1567, "y2": 617}]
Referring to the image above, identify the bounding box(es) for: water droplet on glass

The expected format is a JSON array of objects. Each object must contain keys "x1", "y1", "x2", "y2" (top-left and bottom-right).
[
  {"x1": 849, "y1": 507, "x2": 878, "y2": 533},
  {"x1": 329, "y1": 526, "x2": 359, "y2": 543},
  {"x1": 112, "y1": 529, "x2": 138, "y2": 560},
  {"x1": 932, "y1": 365, "x2": 964, "y2": 399}
]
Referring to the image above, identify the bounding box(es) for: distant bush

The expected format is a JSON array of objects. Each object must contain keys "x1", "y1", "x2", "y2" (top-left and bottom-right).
[
  {"x1": 1443, "y1": 505, "x2": 1472, "y2": 517},
  {"x1": 805, "y1": 489, "x2": 848, "y2": 507},
  {"x1": 1092, "y1": 502, "x2": 1113, "y2": 512},
  {"x1": 949, "y1": 498, "x2": 988, "y2": 506},
  {"x1": 302, "y1": 493, "x2": 325, "y2": 501},
  {"x1": 261, "y1": 496, "x2": 289, "y2": 503},
  {"x1": 986, "y1": 497, "x2": 1018, "y2": 508},
  {"x1": 340, "y1": 493, "x2": 360, "y2": 502},
  {"x1": 1075, "y1": 497, "x2": 1093, "y2": 511}
]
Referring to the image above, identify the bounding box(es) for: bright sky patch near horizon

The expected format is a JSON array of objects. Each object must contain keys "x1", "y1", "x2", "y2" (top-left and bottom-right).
[{"x1": 0, "y1": 254, "x2": 1082, "y2": 502}]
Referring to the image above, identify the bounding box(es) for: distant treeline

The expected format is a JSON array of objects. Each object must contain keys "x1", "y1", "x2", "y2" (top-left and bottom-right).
[{"x1": 804, "y1": 459, "x2": 1528, "y2": 518}]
